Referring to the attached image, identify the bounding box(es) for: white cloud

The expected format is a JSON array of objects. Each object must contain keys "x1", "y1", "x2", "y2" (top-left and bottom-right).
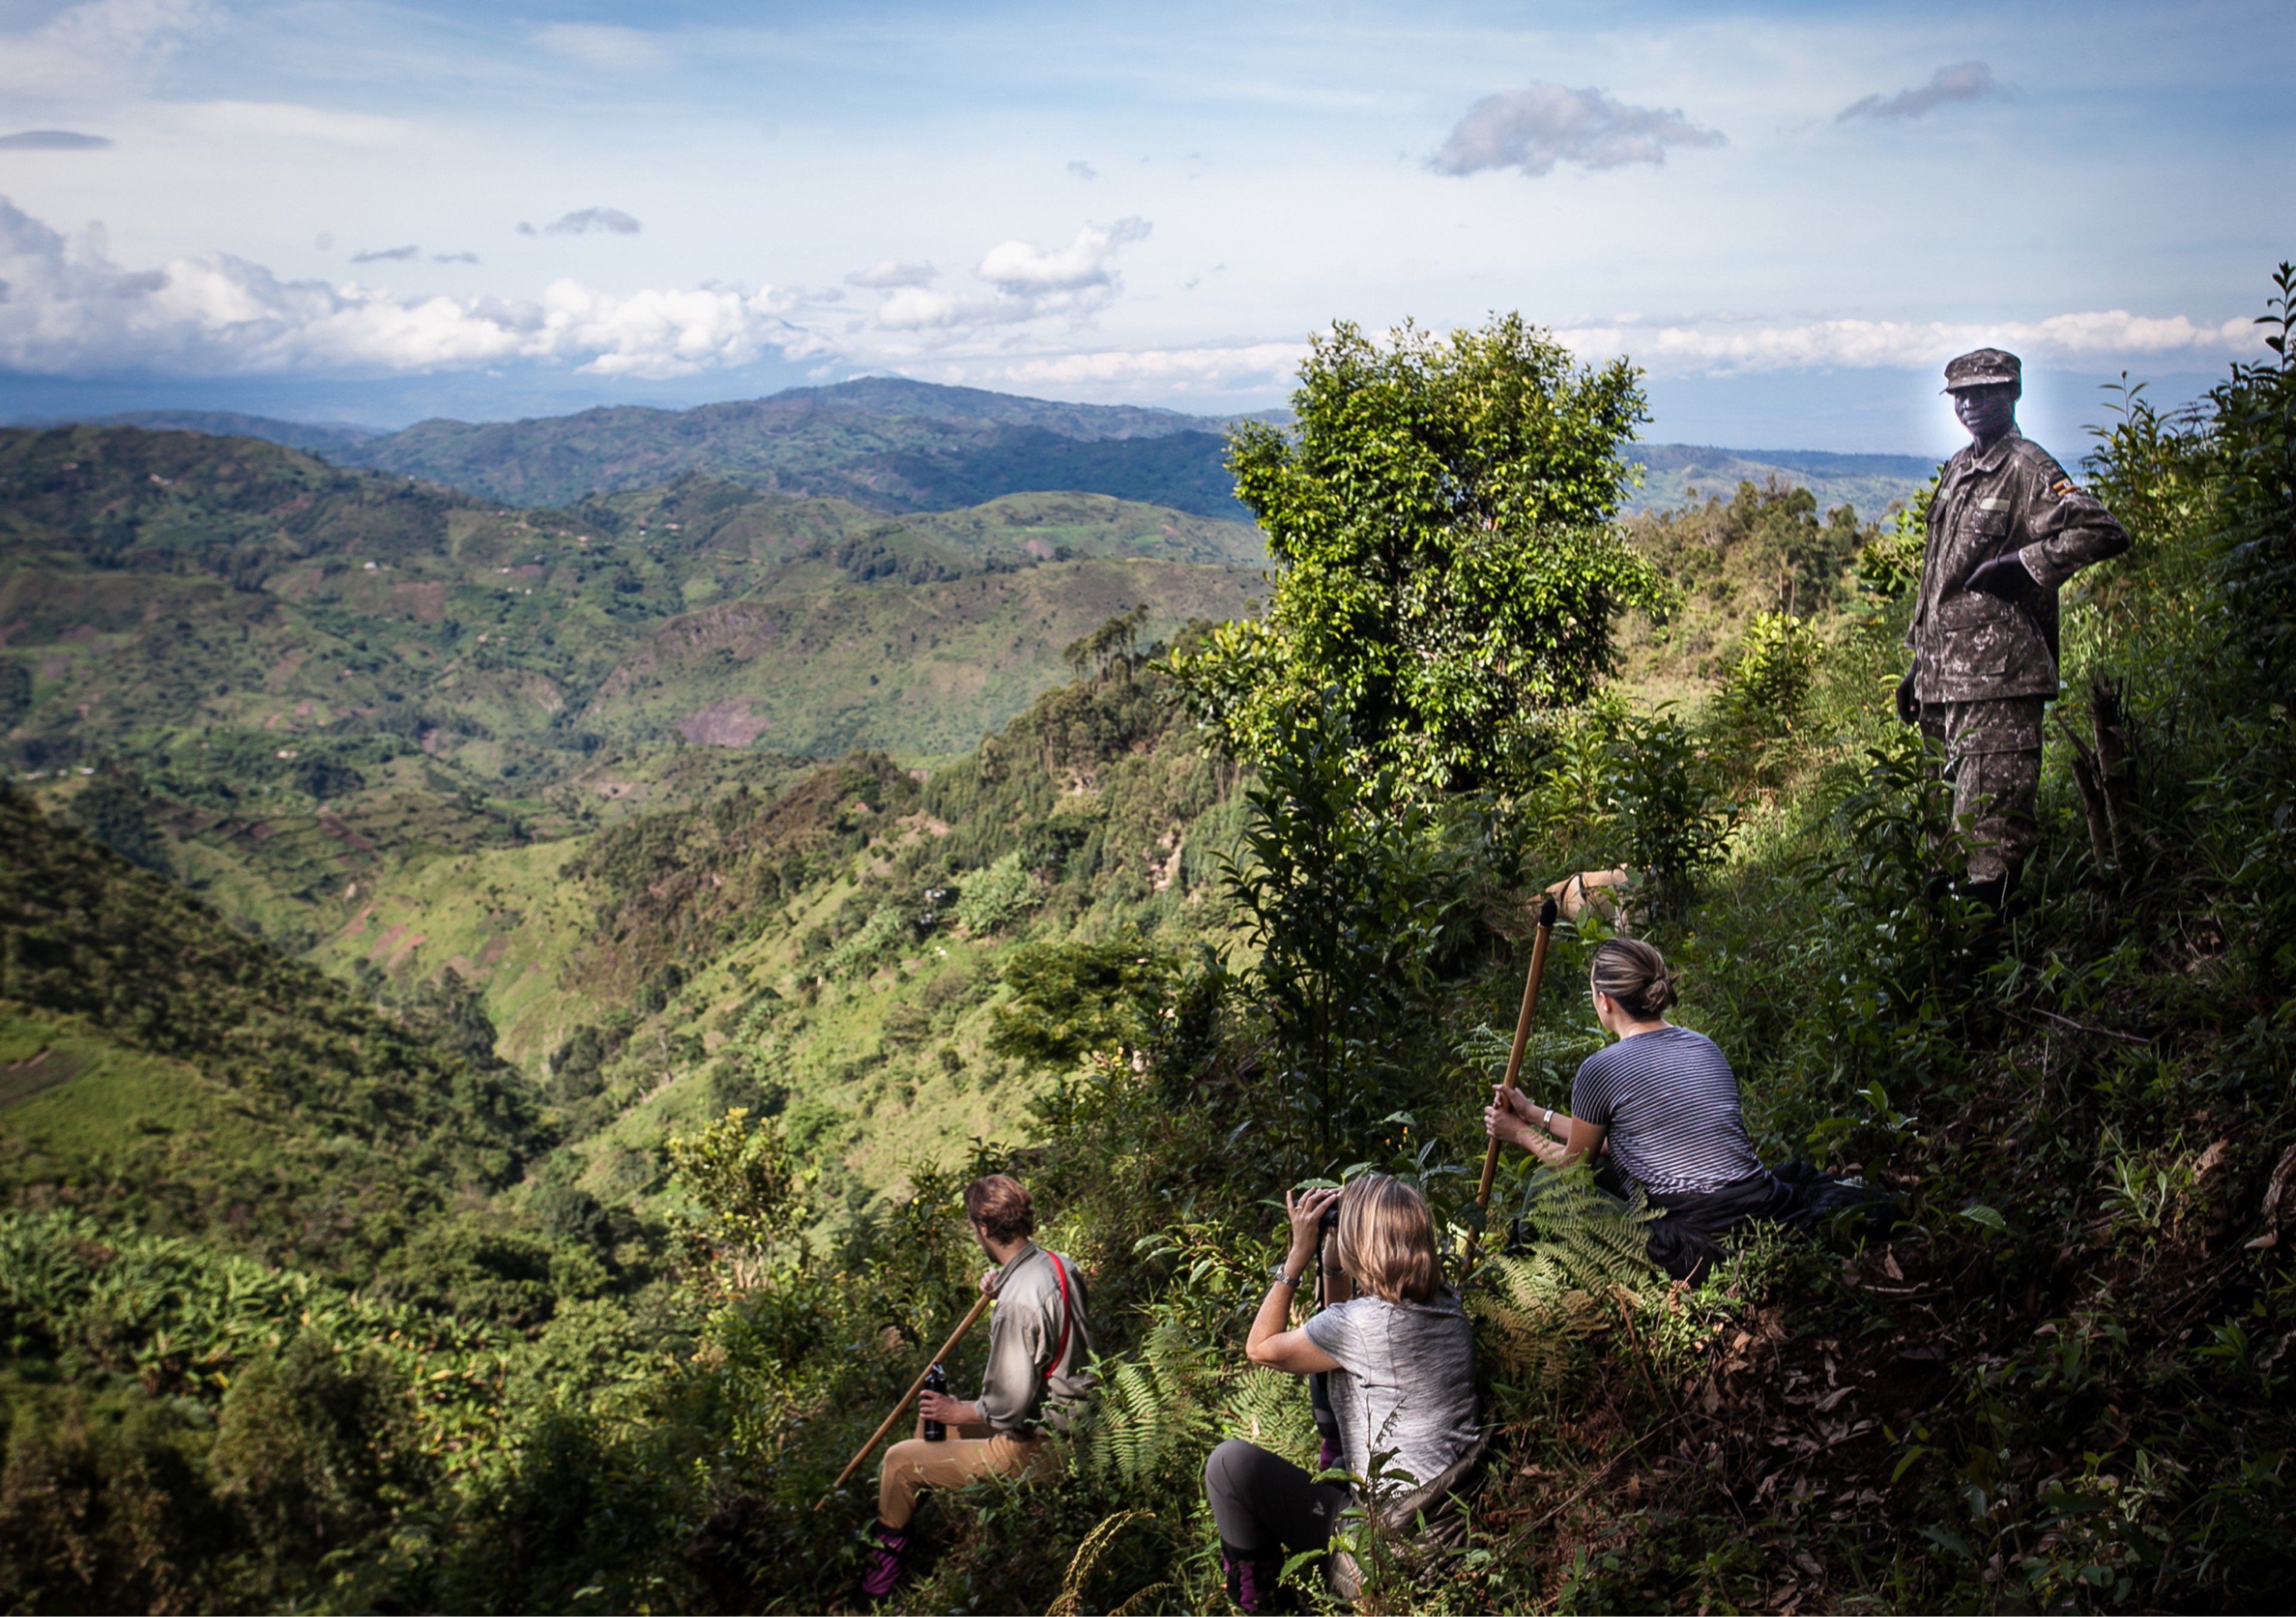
[
  {"x1": 978, "y1": 218, "x2": 1149, "y2": 292},
  {"x1": 1839, "y1": 61, "x2": 1999, "y2": 123},
  {"x1": 1551, "y1": 309, "x2": 2266, "y2": 374},
  {"x1": 845, "y1": 260, "x2": 938, "y2": 289},
  {"x1": 0, "y1": 0, "x2": 212, "y2": 97},
  {"x1": 181, "y1": 100, "x2": 410, "y2": 147},
  {"x1": 352, "y1": 244, "x2": 417, "y2": 263},
  {"x1": 542, "y1": 207, "x2": 641, "y2": 236},
  {"x1": 0, "y1": 196, "x2": 799, "y2": 380},
  {"x1": 1067, "y1": 160, "x2": 1097, "y2": 181},
  {"x1": 1430, "y1": 83, "x2": 1724, "y2": 178},
  {"x1": 867, "y1": 219, "x2": 1153, "y2": 333},
  {"x1": 534, "y1": 23, "x2": 673, "y2": 72}
]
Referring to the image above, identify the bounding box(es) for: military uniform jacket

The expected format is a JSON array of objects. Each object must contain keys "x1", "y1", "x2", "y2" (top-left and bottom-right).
[{"x1": 1909, "y1": 429, "x2": 2129, "y2": 704}]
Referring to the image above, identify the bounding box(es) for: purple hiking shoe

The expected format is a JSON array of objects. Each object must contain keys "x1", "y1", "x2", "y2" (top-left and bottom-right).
[{"x1": 860, "y1": 1521, "x2": 911, "y2": 1601}]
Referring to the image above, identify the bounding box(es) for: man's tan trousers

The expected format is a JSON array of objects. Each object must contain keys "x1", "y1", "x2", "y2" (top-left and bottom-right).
[{"x1": 877, "y1": 1420, "x2": 1059, "y2": 1528}]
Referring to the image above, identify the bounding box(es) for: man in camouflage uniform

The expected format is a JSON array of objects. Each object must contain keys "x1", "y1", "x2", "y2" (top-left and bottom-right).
[{"x1": 1894, "y1": 348, "x2": 2129, "y2": 906}]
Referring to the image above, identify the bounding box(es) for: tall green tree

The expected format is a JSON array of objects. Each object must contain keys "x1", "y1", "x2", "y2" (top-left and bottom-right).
[
  {"x1": 1166, "y1": 313, "x2": 1669, "y2": 788},
  {"x1": 1223, "y1": 699, "x2": 1463, "y2": 1162}
]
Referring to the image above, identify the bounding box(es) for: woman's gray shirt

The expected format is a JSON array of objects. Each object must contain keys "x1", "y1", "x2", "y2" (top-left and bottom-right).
[{"x1": 1302, "y1": 1289, "x2": 1479, "y2": 1495}]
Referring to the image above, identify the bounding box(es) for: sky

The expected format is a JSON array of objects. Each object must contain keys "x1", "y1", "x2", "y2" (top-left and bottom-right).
[{"x1": 0, "y1": 0, "x2": 2287, "y2": 452}]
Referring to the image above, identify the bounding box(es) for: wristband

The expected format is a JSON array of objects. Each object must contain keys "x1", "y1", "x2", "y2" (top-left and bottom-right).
[
  {"x1": 1544, "y1": 1108, "x2": 1555, "y2": 1130},
  {"x1": 1269, "y1": 1264, "x2": 1303, "y2": 1288}
]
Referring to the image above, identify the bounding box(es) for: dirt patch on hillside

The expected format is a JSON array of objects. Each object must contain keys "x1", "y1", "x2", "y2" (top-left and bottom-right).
[
  {"x1": 677, "y1": 701, "x2": 772, "y2": 746},
  {"x1": 394, "y1": 580, "x2": 447, "y2": 621},
  {"x1": 0, "y1": 1047, "x2": 89, "y2": 1109}
]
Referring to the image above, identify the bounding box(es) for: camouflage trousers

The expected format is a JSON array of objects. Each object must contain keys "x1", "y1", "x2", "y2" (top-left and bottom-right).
[{"x1": 1920, "y1": 697, "x2": 2045, "y2": 884}]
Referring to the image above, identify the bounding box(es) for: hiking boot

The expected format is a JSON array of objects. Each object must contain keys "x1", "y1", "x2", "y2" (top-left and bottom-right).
[
  {"x1": 1220, "y1": 1542, "x2": 1294, "y2": 1613},
  {"x1": 860, "y1": 1520, "x2": 911, "y2": 1601}
]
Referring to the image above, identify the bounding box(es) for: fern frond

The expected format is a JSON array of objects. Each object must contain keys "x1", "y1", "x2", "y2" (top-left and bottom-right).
[
  {"x1": 1075, "y1": 1316, "x2": 1222, "y2": 1499},
  {"x1": 1217, "y1": 1365, "x2": 1320, "y2": 1471},
  {"x1": 1467, "y1": 1164, "x2": 1662, "y2": 1393}
]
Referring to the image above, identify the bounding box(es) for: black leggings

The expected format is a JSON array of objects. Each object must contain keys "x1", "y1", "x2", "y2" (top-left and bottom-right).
[{"x1": 1202, "y1": 1439, "x2": 1348, "y2": 1555}]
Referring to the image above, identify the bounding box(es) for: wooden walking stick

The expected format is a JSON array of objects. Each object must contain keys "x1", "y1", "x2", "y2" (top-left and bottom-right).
[
  {"x1": 1462, "y1": 895, "x2": 1560, "y2": 1276},
  {"x1": 816, "y1": 1290, "x2": 994, "y2": 1509}
]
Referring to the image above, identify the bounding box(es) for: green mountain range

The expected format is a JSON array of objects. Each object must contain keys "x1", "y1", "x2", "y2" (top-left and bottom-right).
[
  {"x1": 0, "y1": 425, "x2": 1262, "y2": 764},
  {"x1": 1628, "y1": 441, "x2": 1941, "y2": 517},
  {"x1": 41, "y1": 378, "x2": 1938, "y2": 521},
  {"x1": 5, "y1": 334, "x2": 2291, "y2": 1615},
  {"x1": 332, "y1": 379, "x2": 1255, "y2": 516}
]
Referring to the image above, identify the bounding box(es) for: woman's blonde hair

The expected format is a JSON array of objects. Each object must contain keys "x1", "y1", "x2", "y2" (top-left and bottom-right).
[
  {"x1": 1589, "y1": 937, "x2": 1678, "y2": 1020},
  {"x1": 1332, "y1": 1173, "x2": 1444, "y2": 1304}
]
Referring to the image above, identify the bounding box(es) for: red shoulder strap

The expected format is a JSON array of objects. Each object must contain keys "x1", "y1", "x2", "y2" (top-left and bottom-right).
[{"x1": 1040, "y1": 1251, "x2": 1073, "y2": 1385}]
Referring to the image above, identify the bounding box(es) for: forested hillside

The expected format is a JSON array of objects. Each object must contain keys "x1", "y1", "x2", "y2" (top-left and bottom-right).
[
  {"x1": 0, "y1": 424, "x2": 1263, "y2": 952},
  {"x1": 35, "y1": 377, "x2": 1934, "y2": 521},
  {"x1": 4, "y1": 279, "x2": 2294, "y2": 1615},
  {"x1": 332, "y1": 379, "x2": 1257, "y2": 517}
]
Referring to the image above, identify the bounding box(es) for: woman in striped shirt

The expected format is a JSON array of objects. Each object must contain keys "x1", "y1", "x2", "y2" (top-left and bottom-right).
[{"x1": 1484, "y1": 937, "x2": 1794, "y2": 1279}]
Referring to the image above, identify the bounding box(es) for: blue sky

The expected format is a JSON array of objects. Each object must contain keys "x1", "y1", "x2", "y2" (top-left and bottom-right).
[{"x1": 0, "y1": 0, "x2": 2286, "y2": 450}]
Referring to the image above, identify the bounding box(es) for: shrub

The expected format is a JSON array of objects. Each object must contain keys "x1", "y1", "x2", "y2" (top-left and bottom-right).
[{"x1": 954, "y1": 850, "x2": 1039, "y2": 935}]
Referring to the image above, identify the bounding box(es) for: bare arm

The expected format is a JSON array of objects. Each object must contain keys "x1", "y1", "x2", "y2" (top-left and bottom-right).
[
  {"x1": 1486, "y1": 1085, "x2": 1608, "y2": 1168},
  {"x1": 1245, "y1": 1188, "x2": 1342, "y2": 1375}
]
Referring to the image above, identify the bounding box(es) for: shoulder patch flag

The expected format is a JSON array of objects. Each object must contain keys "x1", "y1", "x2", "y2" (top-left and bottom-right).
[{"x1": 2048, "y1": 477, "x2": 2077, "y2": 498}]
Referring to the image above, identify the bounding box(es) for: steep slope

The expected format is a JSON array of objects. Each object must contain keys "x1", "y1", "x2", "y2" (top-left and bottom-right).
[
  {"x1": 301, "y1": 645, "x2": 1247, "y2": 1225},
  {"x1": 0, "y1": 788, "x2": 541, "y2": 1275}
]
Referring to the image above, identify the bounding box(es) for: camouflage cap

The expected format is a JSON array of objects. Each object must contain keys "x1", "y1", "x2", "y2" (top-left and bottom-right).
[{"x1": 1943, "y1": 347, "x2": 2022, "y2": 392}]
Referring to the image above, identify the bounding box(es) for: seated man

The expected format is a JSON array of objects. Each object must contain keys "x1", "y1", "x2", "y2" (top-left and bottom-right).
[{"x1": 862, "y1": 1173, "x2": 1091, "y2": 1600}]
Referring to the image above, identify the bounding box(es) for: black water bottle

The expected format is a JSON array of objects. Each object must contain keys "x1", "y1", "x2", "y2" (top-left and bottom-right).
[{"x1": 921, "y1": 1362, "x2": 948, "y2": 1442}]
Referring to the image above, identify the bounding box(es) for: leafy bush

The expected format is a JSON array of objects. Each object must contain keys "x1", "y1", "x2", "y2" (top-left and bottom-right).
[
  {"x1": 1607, "y1": 706, "x2": 1737, "y2": 916},
  {"x1": 1167, "y1": 313, "x2": 1668, "y2": 786},
  {"x1": 987, "y1": 936, "x2": 1179, "y2": 1070},
  {"x1": 954, "y1": 849, "x2": 1039, "y2": 935}
]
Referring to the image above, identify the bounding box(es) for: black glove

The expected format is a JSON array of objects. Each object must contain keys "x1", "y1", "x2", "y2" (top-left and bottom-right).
[
  {"x1": 1894, "y1": 667, "x2": 1921, "y2": 726},
  {"x1": 1965, "y1": 553, "x2": 2040, "y2": 609}
]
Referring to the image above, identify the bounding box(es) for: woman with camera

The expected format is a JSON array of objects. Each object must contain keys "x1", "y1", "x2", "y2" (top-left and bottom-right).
[{"x1": 1201, "y1": 1173, "x2": 1480, "y2": 1613}]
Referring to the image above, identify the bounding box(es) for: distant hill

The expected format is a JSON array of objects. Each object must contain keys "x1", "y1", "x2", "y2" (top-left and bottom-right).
[
  {"x1": 29, "y1": 408, "x2": 384, "y2": 457},
  {"x1": 17, "y1": 380, "x2": 1940, "y2": 526},
  {"x1": 330, "y1": 380, "x2": 1256, "y2": 517},
  {"x1": 1625, "y1": 443, "x2": 1940, "y2": 519}
]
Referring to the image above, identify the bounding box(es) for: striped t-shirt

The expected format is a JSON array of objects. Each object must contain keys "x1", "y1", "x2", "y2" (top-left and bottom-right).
[{"x1": 1571, "y1": 1024, "x2": 1761, "y2": 1196}]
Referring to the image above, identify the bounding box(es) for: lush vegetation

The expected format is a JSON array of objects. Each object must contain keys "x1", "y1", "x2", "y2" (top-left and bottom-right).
[
  {"x1": 1168, "y1": 315, "x2": 1669, "y2": 789},
  {"x1": 5, "y1": 276, "x2": 2295, "y2": 1614},
  {"x1": 0, "y1": 423, "x2": 1263, "y2": 979}
]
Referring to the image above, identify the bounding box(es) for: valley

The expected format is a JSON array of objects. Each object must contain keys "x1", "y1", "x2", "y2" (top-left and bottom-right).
[
  {"x1": 1, "y1": 382, "x2": 1937, "y2": 1247},
  {"x1": 20, "y1": 354, "x2": 2275, "y2": 1615},
  {"x1": 0, "y1": 390, "x2": 1280, "y2": 1249}
]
